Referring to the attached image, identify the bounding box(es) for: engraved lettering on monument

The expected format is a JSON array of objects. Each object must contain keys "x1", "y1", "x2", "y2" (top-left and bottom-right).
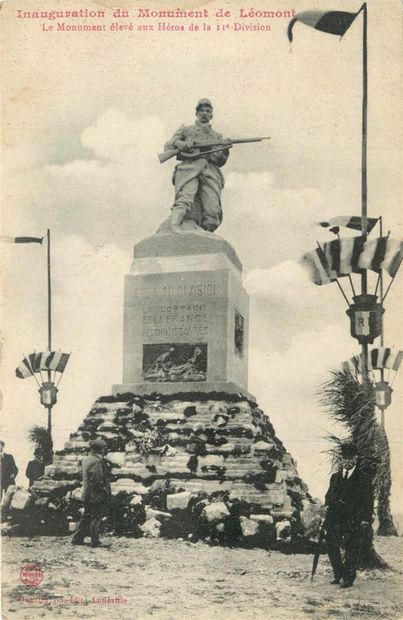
[{"x1": 142, "y1": 302, "x2": 209, "y2": 340}]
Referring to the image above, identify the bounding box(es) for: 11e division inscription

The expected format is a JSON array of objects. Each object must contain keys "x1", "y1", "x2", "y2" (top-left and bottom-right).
[{"x1": 139, "y1": 280, "x2": 217, "y2": 343}]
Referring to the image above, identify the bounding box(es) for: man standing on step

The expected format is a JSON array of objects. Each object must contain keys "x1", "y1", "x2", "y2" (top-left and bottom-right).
[
  {"x1": 325, "y1": 442, "x2": 373, "y2": 588},
  {"x1": 72, "y1": 439, "x2": 111, "y2": 548},
  {"x1": 163, "y1": 98, "x2": 230, "y2": 233}
]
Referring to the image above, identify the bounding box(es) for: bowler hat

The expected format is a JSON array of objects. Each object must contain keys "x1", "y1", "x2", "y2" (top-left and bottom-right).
[{"x1": 340, "y1": 442, "x2": 357, "y2": 458}]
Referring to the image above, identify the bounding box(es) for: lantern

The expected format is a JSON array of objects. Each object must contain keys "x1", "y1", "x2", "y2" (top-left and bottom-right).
[
  {"x1": 39, "y1": 381, "x2": 58, "y2": 408},
  {"x1": 374, "y1": 381, "x2": 393, "y2": 410},
  {"x1": 345, "y1": 294, "x2": 384, "y2": 344}
]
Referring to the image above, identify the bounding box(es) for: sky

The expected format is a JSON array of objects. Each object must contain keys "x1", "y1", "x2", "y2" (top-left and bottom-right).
[{"x1": 1, "y1": 0, "x2": 402, "y2": 514}]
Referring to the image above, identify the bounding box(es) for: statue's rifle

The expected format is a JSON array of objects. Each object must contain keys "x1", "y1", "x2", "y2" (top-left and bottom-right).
[{"x1": 158, "y1": 136, "x2": 270, "y2": 164}]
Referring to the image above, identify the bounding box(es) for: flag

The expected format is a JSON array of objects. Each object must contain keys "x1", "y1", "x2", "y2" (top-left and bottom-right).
[
  {"x1": 34, "y1": 350, "x2": 71, "y2": 373},
  {"x1": 1, "y1": 236, "x2": 43, "y2": 244},
  {"x1": 370, "y1": 348, "x2": 403, "y2": 372},
  {"x1": 16, "y1": 351, "x2": 70, "y2": 378},
  {"x1": 322, "y1": 237, "x2": 363, "y2": 277},
  {"x1": 300, "y1": 247, "x2": 338, "y2": 285},
  {"x1": 342, "y1": 354, "x2": 372, "y2": 375},
  {"x1": 341, "y1": 355, "x2": 358, "y2": 375},
  {"x1": 48, "y1": 351, "x2": 70, "y2": 373},
  {"x1": 15, "y1": 354, "x2": 36, "y2": 379},
  {"x1": 358, "y1": 237, "x2": 403, "y2": 278},
  {"x1": 301, "y1": 237, "x2": 364, "y2": 286},
  {"x1": 288, "y1": 9, "x2": 360, "y2": 42},
  {"x1": 319, "y1": 216, "x2": 379, "y2": 235}
]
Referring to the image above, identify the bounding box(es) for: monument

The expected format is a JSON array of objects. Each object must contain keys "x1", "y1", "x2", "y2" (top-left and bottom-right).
[{"x1": 21, "y1": 100, "x2": 321, "y2": 547}]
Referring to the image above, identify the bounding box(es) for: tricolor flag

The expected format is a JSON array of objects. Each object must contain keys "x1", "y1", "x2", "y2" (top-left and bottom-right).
[
  {"x1": 288, "y1": 9, "x2": 360, "y2": 42},
  {"x1": 300, "y1": 246, "x2": 338, "y2": 286},
  {"x1": 15, "y1": 354, "x2": 36, "y2": 379},
  {"x1": 323, "y1": 236, "x2": 365, "y2": 277},
  {"x1": 358, "y1": 237, "x2": 403, "y2": 278},
  {"x1": 341, "y1": 354, "x2": 372, "y2": 375},
  {"x1": 319, "y1": 216, "x2": 379, "y2": 235},
  {"x1": 341, "y1": 356, "x2": 359, "y2": 375},
  {"x1": 1, "y1": 236, "x2": 43, "y2": 244},
  {"x1": 16, "y1": 351, "x2": 70, "y2": 379},
  {"x1": 370, "y1": 348, "x2": 403, "y2": 372},
  {"x1": 342, "y1": 348, "x2": 403, "y2": 376}
]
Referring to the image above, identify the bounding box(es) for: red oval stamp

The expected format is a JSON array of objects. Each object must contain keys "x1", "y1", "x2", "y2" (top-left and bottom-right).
[{"x1": 20, "y1": 564, "x2": 43, "y2": 587}]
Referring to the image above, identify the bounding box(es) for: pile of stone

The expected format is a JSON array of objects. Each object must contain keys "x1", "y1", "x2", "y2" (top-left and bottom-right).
[{"x1": 5, "y1": 392, "x2": 322, "y2": 547}]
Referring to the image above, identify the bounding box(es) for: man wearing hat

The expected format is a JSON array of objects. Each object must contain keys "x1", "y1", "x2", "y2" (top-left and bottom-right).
[
  {"x1": 72, "y1": 439, "x2": 111, "y2": 547},
  {"x1": 324, "y1": 441, "x2": 373, "y2": 588},
  {"x1": 25, "y1": 448, "x2": 45, "y2": 488},
  {"x1": 0, "y1": 440, "x2": 18, "y2": 497},
  {"x1": 163, "y1": 99, "x2": 230, "y2": 233}
]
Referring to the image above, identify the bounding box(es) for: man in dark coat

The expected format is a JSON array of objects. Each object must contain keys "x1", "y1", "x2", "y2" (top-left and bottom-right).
[
  {"x1": 72, "y1": 439, "x2": 111, "y2": 547},
  {"x1": 25, "y1": 449, "x2": 45, "y2": 488},
  {"x1": 325, "y1": 442, "x2": 373, "y2": 588},
  {"x1": 0, "y1": 440, "x2": 18, "y2": 497}
]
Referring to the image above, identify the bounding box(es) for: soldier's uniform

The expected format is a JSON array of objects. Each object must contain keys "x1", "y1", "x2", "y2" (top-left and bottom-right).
[{"x1": 164, "y1": 99, "x2": 229, "y2": 232}]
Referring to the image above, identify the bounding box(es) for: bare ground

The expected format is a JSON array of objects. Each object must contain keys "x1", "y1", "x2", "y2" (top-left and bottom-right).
[{"x1": 1, "y1": 535, "x2": 402, "y2": 620}]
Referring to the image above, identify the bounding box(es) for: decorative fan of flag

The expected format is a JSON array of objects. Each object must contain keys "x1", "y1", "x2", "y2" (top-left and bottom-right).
[
  {"x1": 342, "y1": 348, "x2": 403, "y2": 377},
  {"x1": 342, "y1": 347, "x2": 403, "y2": 414},
  {"x1": 301, "y1": 235, "x2": 403, "y2": 287},
  {"x1": 16, "y1": 350, "x2": 70, "y2": 382},
  {"x1": 7, "y1": 230, "x2": 69, "y2": 434}
]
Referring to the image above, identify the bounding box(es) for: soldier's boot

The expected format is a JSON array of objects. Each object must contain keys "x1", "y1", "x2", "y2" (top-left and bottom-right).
[{"x1": 170, "y1": 207, "x2": 187, "y2": 233}]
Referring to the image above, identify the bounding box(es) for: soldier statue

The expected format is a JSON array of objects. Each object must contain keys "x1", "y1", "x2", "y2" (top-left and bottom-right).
[
  {"x1": 161, "y1": 98, "x2": 230, "y2": 233},
  {"x1": 157, "y1": 100, "x2": 269, "y2": 234}
]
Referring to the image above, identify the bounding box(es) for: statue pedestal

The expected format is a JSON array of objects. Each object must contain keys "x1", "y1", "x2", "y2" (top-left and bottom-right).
[{"x1": 113, "y1": 231, "x2": 253, "y2": 399}]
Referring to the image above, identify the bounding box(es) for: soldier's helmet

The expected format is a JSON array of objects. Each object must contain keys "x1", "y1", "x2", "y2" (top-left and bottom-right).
[{"x1": 196, "y1": 98, "x2": 213, "y2": 112}]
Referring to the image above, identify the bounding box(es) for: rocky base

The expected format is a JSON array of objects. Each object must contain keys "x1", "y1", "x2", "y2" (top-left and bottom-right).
[{"x1": 2, "y1": 392, "x2": 323, "y2": 548}]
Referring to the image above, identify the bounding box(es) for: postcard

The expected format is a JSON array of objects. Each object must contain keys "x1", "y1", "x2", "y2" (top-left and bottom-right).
[{"x1": 1, "y1": 0, "x2": 402, "y2": 618}]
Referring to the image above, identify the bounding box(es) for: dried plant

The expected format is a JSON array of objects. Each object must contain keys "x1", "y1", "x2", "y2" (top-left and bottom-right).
[{"x1": 28, "y1": 425, "x2": 53, "y2": 465}]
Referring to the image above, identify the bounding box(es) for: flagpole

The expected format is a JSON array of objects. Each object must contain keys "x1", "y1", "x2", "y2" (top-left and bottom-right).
[
  {"x1": 379, "y1": 216, "x2": 385, "y2": 430},
  {"x1": 361, "y1": 2, "x2": 368, "y2": 242},
  {"x1": 360, "y1": 2, "x2": 369, "y2": 386},
  {"x1": 47, "y1": 228, "x2": 52, "y2": 437}
]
